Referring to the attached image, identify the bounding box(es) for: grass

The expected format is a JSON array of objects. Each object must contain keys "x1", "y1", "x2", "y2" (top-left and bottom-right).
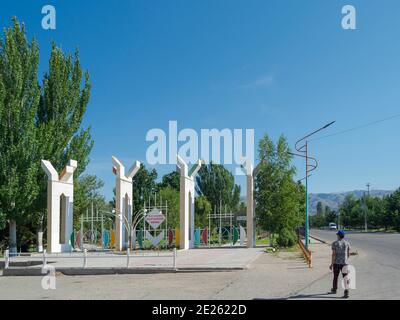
[
  {"x1": 270, "y1": 244, "x2": 303, "y2": 260},
  {"x1": 256, "y1": 237, "x2": 271, "y2": 245},
  {"x1": 258, "y1": 233, "x2": 302, "y2": 255}
]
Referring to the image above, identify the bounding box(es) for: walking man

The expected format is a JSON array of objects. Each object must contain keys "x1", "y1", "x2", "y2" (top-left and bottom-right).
[{"x1": 330, "y1": 230, "x2": 350, "y2": 298}]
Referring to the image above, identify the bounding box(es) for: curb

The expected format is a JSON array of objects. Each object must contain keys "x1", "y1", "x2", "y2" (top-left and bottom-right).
[
  {"x1": 309, "y1": 235, "x2": 327, "y2": 244},
  {"x1": 1, "y1": 266, "x2": 245, "y2": 276}
]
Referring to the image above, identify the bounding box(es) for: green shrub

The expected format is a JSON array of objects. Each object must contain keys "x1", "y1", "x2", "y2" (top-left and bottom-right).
[{"x1": 276, "y1": 228, "x2": 297, "y2": 248}]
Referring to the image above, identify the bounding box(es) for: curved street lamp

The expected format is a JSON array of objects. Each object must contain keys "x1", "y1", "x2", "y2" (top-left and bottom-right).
[
  {"x1": 291, "y1": 121, "x2": 335, "y2": 250},
  {"x1": 97, "y1": 208, "x2": 146, "y2": 250}
]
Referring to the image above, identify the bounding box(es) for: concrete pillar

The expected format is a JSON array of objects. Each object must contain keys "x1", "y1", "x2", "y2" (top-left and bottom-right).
[
  {"x1": 41, "y1": 159, "x2": 77, "y2": 253},
  {"x1": 242, "y1": 159, "x2": 263, "y2": 248},
  {"x1": 112, "y1": 156, "x2": 140, "y2": 251},
  {"x1": 177, "y1": 156, "x2": 202, "y2": 250},
  {"x1": 246, "y1": 164, "x2": 255, "y2": 248}
]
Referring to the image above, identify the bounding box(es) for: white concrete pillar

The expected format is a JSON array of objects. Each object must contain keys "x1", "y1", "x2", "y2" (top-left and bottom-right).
[
  {"x1": 242, "y1": 159, "x2": 263, "y2": 248},
  {"x1": 177, "y1": 156, "x2": 202, "y2": 250},
  {"x1": 41, "y1": 159, "x2": 77, "y2": 253},
  {"x1": 246, "y1": 164, "x2": 254, "y2": 248},
  {"x1": 112, "y1": 156, "x2": 140, "y2": 251}
]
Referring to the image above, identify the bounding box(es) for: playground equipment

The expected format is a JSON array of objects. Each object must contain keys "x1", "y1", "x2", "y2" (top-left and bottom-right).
[
  {"x1": 176, "y1": 155, "x2": 202, "y2": 250},
  {"x1": 41, "y1": 159, "x2": 77, "y2": 253},
  {"x1": 132, "y1": 195, "x2": 169, "y2": 249},
  {"x1": 77, "y1": 204, "x2": 115, "y2": 250}
]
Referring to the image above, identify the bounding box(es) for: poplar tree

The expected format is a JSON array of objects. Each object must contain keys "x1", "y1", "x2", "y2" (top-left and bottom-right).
[
  {"x1": 255, "y1": 134, "x2": 305, "y2": 247},
  {"x1": 33, "y1": 43, "x2": 93, "y2": 233},
  {"x1": 0, "y1": 17, "x2": 93, "y2": 250},
  {"x1": 0, "y1": 18, "x2": 41, "y2": 251},
  {"x1": 195, "y1": 163, "x2": 241, "y2": 214}
]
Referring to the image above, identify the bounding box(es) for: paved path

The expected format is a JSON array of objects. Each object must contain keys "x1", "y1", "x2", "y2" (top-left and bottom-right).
[
  {"x1": 288, "y1": 229, "x2": 400, "y2": 300},
  {"x1": 0, "y1": 243, "x2": 331, "y2": 299}
]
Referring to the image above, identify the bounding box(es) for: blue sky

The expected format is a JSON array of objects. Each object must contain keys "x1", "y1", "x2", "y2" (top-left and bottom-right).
[{"x1": 2, "y1": 0, "x2": 400, "y2": 199}]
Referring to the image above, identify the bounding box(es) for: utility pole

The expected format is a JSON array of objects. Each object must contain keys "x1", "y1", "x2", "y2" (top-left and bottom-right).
[
  {"x1": 365, "y1": 183, "x2": 371, "y2": 232},
  {"x1": 363, "y1": 191, "x2": 368, "y2": 232}
]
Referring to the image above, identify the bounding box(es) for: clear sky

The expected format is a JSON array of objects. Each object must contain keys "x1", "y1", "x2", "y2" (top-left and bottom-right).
[{"x1": 2, "y1": 0, "x2": 400, "y2": 199}]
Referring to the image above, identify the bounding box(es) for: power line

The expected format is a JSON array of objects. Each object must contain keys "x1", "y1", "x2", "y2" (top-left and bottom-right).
[{"x1": 310, "y1": 113, "x2": 400, "y2": 142}]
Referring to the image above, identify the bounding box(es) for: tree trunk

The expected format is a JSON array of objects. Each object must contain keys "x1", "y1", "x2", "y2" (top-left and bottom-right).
[
  {"x1": 37, "y1": 232, "x2": 43, "y2": 252},
  {"x1": 9, "y1": 219, "x2": 17, "y2": 254},
  {"x1": 37, "y1": 214, "x2": 44, "y2": 252}
]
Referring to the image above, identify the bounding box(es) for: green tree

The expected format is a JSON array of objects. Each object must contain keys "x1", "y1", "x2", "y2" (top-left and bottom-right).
[
  {"x1": 0, "y1": 18, "x2": 93, "y2": 250},
  {"x1": 158, "y1": 170, "x2": 180, "y2": 191},
  {"x1": 0, "y1": 18, "x2": 41, "y2": 251},
  {"x1": 368, "y1": 196, "x2": 386, "y2": 229},
  {"x1": 195, "y1": 162, "x2": 241, "y2": 214},
  {"x1": 325, "y1": 207, "x2": 337, "y2": 226},
  {"x1": 339, "y1": 195, "x2": 362, "y2": 229},
  {"x1": 384, "y1": 189, "x2": 400, "y2": 231},
  {"x1": 195, "y1": 195, "x2": 212, "y2": 228},
  {"x1": 33, "y1": 43, "x2": 93, "y2": 232},
  {"x1": 158, "y1": 187, "x2": 180, "y2": 229},
  {"x1": 132, "y1": 164, "x2": 158, "y2": 214},
  {"x1": 316, "y1": 201, "x2": 324, "y2": 216},
  {"x1": 255, "y1": 134, "x2": 304, "y2": 247},
  {"x1": 74, "y1": 175, "x2": 109, "y2": 229}
]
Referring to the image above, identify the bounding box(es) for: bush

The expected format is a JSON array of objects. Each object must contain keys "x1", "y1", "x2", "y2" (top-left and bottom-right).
[{"x1": 276, "y1": 228, "x2": 297, "y2": 248}]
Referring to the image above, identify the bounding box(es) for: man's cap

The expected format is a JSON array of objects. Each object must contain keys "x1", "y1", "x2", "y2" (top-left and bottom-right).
[{"x1": 336, "y1": 230, "x2": 345, "y2": 238}]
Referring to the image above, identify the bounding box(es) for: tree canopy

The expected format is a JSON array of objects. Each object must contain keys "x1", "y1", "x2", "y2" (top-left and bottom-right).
[
  {"x1": 255, "y1": 134, "x2": 305, "y2": 247},
  {"x1": 0, "y1": 17, "x2": 93, "y2": 250},
  {"x1": 195, "y1": 163, "x2": 241, "y2": 214}
]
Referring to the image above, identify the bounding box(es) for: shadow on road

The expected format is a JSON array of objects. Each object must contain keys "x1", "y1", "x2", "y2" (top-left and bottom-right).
[{"x1": 286, "y1": 292, "x2": 345, "y2": 300}]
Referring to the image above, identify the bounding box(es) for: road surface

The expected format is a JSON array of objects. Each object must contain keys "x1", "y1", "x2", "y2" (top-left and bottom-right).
[{"x1": 289, "y1": 229, "x2": 400, "y2": 299}]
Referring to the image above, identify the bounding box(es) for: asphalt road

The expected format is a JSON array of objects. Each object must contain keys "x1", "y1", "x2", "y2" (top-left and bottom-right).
[
  {"x1": 1, "y1": 230, "x2": 398, "y2": 299},
  {"x1": 289, "y1": 229, "x2": 400, "y2": 300}
]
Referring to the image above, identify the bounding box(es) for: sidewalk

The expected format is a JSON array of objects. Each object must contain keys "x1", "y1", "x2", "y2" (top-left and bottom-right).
[
  {"x1": 211, "y1": 239, "x2": 333, "y2": 299},
  {"x1": 0, "y1": 241, "x2": 335, "y2": 299}
]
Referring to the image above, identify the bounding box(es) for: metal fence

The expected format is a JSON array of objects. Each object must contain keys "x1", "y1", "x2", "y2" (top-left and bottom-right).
[{"x1": 2, "y1": 248, "x2": 177, "y2": 270}]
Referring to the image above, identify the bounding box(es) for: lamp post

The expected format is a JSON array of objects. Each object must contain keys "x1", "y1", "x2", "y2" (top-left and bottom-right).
[{"x1": 292, "y1": 121, "x2": 335, "y2": 250}]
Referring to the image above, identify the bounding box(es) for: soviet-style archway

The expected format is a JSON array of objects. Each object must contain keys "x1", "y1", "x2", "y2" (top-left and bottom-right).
[
  {"x1": 41, "y1": 159, "x2": 77, "y2": 253},
  {"x1": 112, "y1": 156, "x2": 141, "y2": 251},
  {"x1": 177, "y1": 155, "x2": 202, "y2": 250}
]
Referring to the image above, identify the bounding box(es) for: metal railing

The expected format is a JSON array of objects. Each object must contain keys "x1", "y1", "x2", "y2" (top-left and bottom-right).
[
  {"x1": 297, "y1": 234, "x2": 312, "y2": 268},
  {"x1": 2, "y1": 248, "x2": 177, "y2": 270}
]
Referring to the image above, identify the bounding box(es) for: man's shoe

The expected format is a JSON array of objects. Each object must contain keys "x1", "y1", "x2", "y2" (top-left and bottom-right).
[
  {"x1": 329, "y1": 288, "x2": 337, "y2": 294},
  {"x1": 343, "y1": 290, "x2": 349, "y2": 298}
]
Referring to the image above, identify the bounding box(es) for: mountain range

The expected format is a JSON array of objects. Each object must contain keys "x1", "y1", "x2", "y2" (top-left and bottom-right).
[
  {"x1": 309, "y1": 190, "x2": 393, "y2": 215},
  {"x1": 240, "y1": 190, "x2": 393, "y2": 215}
]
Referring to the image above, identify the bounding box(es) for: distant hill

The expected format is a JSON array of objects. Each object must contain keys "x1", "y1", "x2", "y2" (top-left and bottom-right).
[
  {"x1": 309, "y1": 190, "x2": 393, "y2": 215},
  {"x1": 239, "y1": 190, "x2": 393, "y2": 215}
]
